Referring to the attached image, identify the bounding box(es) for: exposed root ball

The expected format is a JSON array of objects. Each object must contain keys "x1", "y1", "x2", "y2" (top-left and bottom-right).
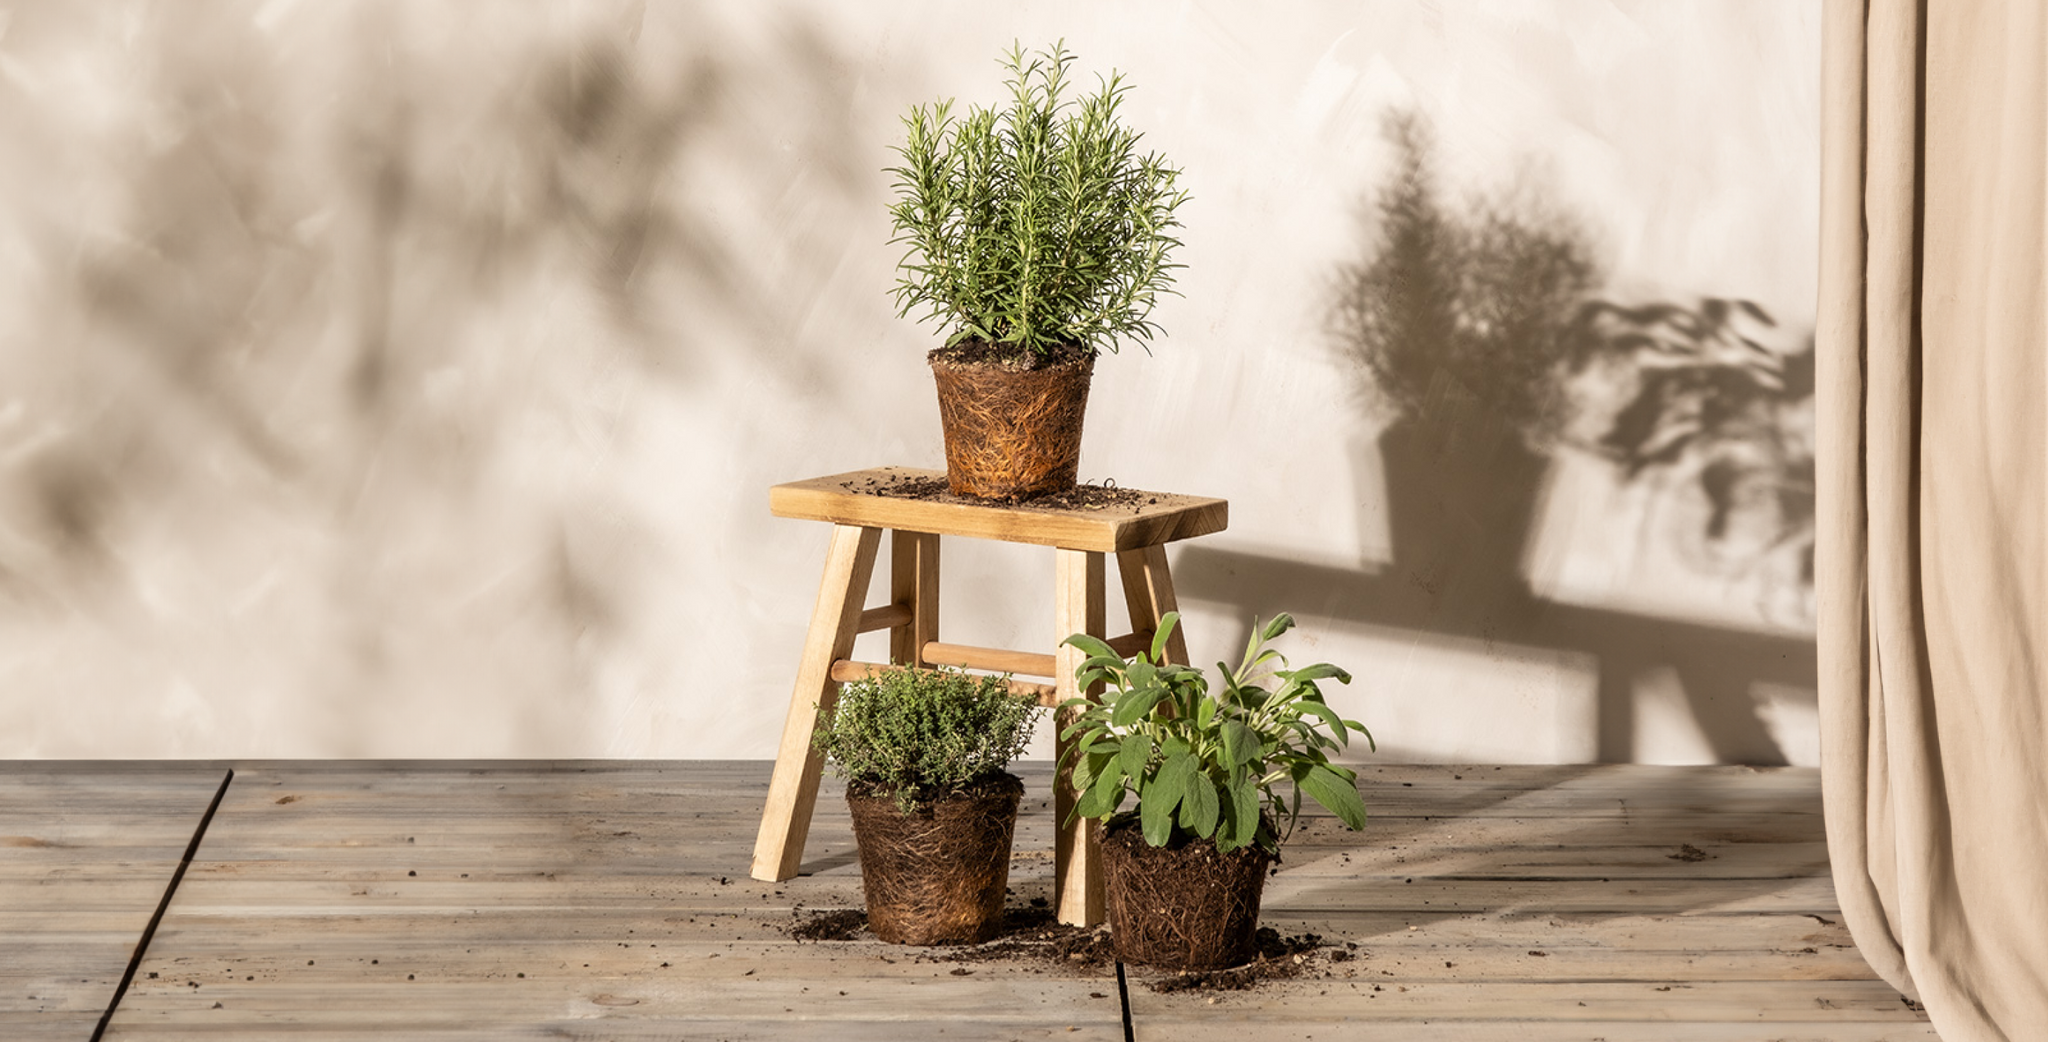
[
  {"x1": 1101, "y1": 817, "x2": 1274, "y2": 971},
  {"x1": 848, "y1": 773, "x2": 1023, "y2": 945},
  {"x1": 930, "y1": 347, "x2": 1093, "y2": 501}
]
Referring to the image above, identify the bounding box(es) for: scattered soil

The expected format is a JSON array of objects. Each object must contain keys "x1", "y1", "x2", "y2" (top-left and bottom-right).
[
  {"x1": 1667, "y1": 843, "x2": 1711, "y2": 863},
  {"x1": 838, "y1": 471, "x2": 1158, "y2": 513},
  {"x1": 788, "y1": 909, "x2": 868, "y2": 942},
  {"x1": 1145, "y1": 929, "x2": 1333, "y2": 993},
  {"x1": 934, "y1": 906, "x2": 1117, "y2": 972},
  {"x1": 782, "y1": 903, "x2": 1346, "y2": 994}
]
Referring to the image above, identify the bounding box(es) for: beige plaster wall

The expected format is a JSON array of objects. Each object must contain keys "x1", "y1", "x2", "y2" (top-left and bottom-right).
[{"x1": 0, "y1": 1, "x2": 1820, "y2": 762}]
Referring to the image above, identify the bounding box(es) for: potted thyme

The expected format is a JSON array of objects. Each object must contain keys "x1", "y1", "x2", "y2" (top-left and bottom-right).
[
  {"x1": 887, "y1": 41, "x2": 1188, "y2": 500},
  {"x1": 1060, "y1": 612, "x2": 1373, "y2": 970},
  {"x1": 813, "y1": 665, "x2": 1042, "y2": 945}
]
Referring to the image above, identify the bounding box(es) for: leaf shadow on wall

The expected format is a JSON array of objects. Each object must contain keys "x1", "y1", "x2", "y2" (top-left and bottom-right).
[
  {"x1": 0, "y1": 2, "x2": 871, "y2": 754},
  {"x1": 1174, "y1": 113, "x2": 1816, "y2": 764}
]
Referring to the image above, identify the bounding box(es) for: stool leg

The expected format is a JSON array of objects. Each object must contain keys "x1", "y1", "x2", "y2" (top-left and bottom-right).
[
  {"x1": 890, "y1": 531, "x2": 940, "y2": 667},
  {"x1": 751, "y1": 524, "x2": 883, "y2": 882},
  {"x1": 1053, "y1": 548, "x2": 1106, "y2": 926},
  {"x1": 1116, "y1": 544, "x2": 1190, "y2": 664}
]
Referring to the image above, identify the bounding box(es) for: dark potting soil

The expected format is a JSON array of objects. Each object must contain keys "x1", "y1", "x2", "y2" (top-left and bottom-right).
[
  {"x1": 788, "y1": 907, "x2": 869, "y2": 942},
  {"x1": 782, "y1": 903, "x2": 1350, "y2": 994},
  {"x1": 928, "y1": 339, "x2": 1093, "y2": 373},
  {"x1": 837, "y1": 471, "x2": 1158, "y2": 513},
  {"x1": 1143, "y1": 928, "x2": 1341, "y2": 994}
]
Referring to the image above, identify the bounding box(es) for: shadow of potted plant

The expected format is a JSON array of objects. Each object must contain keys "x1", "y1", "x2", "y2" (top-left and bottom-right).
[
  {"x1": 1331, "y1": 113, "x2": 1598, "y2": 624},
  {"x1": 1059, "y1": 612, "x2": 1373, "y2": 970},
  {"x1": 812, "y1": 665, "x2": 1043, "y2": 944},
  {"x1": 887, "y1": 41, "x2": 1188, "y2": 501}
]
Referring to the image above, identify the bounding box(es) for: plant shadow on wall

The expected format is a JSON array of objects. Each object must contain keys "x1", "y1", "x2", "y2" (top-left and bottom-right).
[
  {"x1": 1175, "y1": 113, "x2": 1816, "y2": 763},
  {"x1": 0, "y1": 3, "x2": 868, "y2": 753}
]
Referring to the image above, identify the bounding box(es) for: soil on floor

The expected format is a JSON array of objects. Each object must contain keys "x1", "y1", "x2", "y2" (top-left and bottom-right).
[{"x1": 784, "y1": 901, "x2": 1357, "y2": 994}]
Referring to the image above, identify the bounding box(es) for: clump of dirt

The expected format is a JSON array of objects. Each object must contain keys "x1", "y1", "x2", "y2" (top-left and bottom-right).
[
  {"x1": 933, "y1": 906, "x2": 1118, "y2": 972},
  {"x1": 788, "y1": 908, "x2": 868, "y2": 942},
  {"x1": 784, "y1": 905, "x2": 1347, "y2": 994},
  {"x1": 838, "y1": 472, "x2": 1157, "y2": 513},
  {"x1": 1667, "y1": 843, "x2": 1711, "y2": 863},
  {"x1": 1144, "y1": 929, "x2": 1335, "y2": 993}
]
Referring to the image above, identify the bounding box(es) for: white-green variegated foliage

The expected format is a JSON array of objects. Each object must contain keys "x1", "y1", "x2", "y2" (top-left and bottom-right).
[
  {"x1": 1059, "y1": 613, "x2": 1374, "y2": 854},
  {"x1": 886, "y1": 41, "x2": 1189, "y2": 363}
]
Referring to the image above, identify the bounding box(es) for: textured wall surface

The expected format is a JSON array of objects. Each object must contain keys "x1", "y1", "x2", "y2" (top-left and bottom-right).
[{"x1": 0, "y1": 1, "x2": 1820, "y2": 762}]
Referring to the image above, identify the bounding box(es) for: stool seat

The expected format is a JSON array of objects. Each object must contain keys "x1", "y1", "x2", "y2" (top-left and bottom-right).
[
  {"x1": 769, "y1": 466, "x2": 1228, "y2": 551},
  {"x1": 750, "y1": 466, "x2": 1228, "y2": 927}
]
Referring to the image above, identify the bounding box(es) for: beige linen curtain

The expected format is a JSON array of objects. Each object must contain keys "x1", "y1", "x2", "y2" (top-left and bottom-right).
[{"x1": 1817, "y1": 1, "x2": 2048, "y2": 1039}]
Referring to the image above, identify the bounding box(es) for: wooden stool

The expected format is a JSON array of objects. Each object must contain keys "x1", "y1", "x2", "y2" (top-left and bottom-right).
[{"x1": 749, "y1": 466, "x2": 1229, "y2": 926}]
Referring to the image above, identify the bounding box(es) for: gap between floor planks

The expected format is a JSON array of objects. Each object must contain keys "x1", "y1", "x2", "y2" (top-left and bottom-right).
[
  {"x1": 0, "y1": 764, "x2": 230, "y2": 1042},
  {"x1": 0, "y1": 761, "x2": 1932, "y2": 1039}
]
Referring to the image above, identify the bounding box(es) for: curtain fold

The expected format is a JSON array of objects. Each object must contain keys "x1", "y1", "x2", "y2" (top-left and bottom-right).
[{"x1": 1818, "y1": 1, "x2": 2048, "y2": 1039}]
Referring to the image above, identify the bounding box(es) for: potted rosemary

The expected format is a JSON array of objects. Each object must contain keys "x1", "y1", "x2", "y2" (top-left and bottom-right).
[
  {"x1": 813, "y1": 665, "x2": 1042, "y2": 944},
  {"x1": 1060, "y1": 612, "x2": 1373, "y2": 970},
  {"x1": 887, "y1": 41, "x2": 1188, "y2": 500}
]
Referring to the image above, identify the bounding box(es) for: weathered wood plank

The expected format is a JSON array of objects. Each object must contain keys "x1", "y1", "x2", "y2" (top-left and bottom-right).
[
  {"x1": 0, "y1": 1011, "x2": 107, "y2": 1042},
  {"x1": 0, "y1": 764, "x2": 228, "y2": 1032},
  {"x1": 98, "y1": 923, "x2": 1882, "y2": 985},
  {"x1": 90, "y1": 1020, "x2": 1947, "y2": 1042},
  {"x1": 91, "y1": 762, "x2": 1926, "y2": 1038},
  {"x1": 106, "y1": 978, "x2": 1931, "y2": 1027}
]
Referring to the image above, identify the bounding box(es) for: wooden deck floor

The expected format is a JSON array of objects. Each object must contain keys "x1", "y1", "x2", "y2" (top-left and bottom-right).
[{"x1": 2, "y1": 762, "x2": 1936, "y2": 1041}]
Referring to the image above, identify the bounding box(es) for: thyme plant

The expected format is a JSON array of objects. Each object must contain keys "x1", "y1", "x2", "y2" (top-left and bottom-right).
[
  {"x1": 814, "y1": 666, "x2": 1042, "y2": 814},
  {"x1": 1060, "y1": 613, "x2": 1373, "y2": 854},
  {"x1": 887, "y1": 42, "x2": 1189, "y2": 365}
]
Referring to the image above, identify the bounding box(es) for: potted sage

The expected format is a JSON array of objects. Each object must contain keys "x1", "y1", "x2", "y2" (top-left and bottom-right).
[
  {"x1": 1060, "y1": 612, "x2": 1373, "y2": 970},
  {"x1": 887, "y1": 41, "x2": 1188, "y2": 500},
  {"x1": 813, "y1": 664, "x2": 1042, "y2": 944}
]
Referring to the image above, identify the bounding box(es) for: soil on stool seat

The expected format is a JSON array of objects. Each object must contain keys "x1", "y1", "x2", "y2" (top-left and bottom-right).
[{"x1": 838, "y1": 471, "x2": 1158, "y2": 513}]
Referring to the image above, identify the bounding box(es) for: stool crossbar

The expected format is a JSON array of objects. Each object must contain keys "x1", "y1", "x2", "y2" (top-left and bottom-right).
[{"x1": 749, "y1": 466, "x2": 1229, "y2": 926}]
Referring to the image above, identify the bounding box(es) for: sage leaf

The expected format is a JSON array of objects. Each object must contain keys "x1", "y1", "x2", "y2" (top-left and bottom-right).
[
  {"x1": 1178, "y1": 770, "x2": 1221, "y2": 838},
  {"x1": 1143, "y1": 750, "x2": 1196, "y2": 845},
  {"x1": 1297, "y1": 763, "x2": 1369, "y2": 831},
  {"x1": 1117, "y1": 732, "x2": 1154, "y2": 779},
  {"x1": 1221, "y1": 719, "x2": 1259, "y2": 768},
  {"x1": 1062, "y1": 633, "x2": 1119, "y2": 660}
]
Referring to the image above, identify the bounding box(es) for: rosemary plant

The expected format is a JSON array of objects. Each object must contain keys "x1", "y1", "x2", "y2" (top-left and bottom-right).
[{"x1": 887, "y1": 41, "x2": 1189, "y2": 365}]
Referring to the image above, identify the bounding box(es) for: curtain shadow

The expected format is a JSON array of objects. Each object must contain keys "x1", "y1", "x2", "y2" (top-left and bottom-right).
[{"x1": 1179, "y1": 112, "x2": 1815, "y2": 764}]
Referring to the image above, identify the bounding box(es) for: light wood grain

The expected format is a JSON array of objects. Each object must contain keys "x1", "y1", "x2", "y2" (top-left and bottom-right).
[
  {"x1": 1052, "y1": 548, "x2": 1107, "y2": 927},
  {"x1": 888, "y1": 530, "x2": 939, "y2": 667},
  {"x1": 828, "y1": 659, "x2": 1059, "y2": 706},
  {"x1": 0, "y1": 765, "x2": 227, "y2": 1034},
  {"x1": 34, "y1": 761, "x2": 1930, "y2": 1040},
  {"x1": 750, "y1": 524, "x2": 882, "y2": 882},
  {"x1": 921, "y1": 640, "x2": 1058, "y2": 678},
  {"x1": 770, "y1": 467, "x2": 1228, "y2": 553},
  {"x1": 89, "y1": 1016, "x2": 1949, "y2": 1042},
  {"x1": 853, "y1": 603, "x2": 911, "y2": 634},
  {"x1": 89, "y1": 1020, "x2": 1947, "y2": 1042},
  {"x1": 1117, "y1": 543, "x2": 1190, "y2": 664}
]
